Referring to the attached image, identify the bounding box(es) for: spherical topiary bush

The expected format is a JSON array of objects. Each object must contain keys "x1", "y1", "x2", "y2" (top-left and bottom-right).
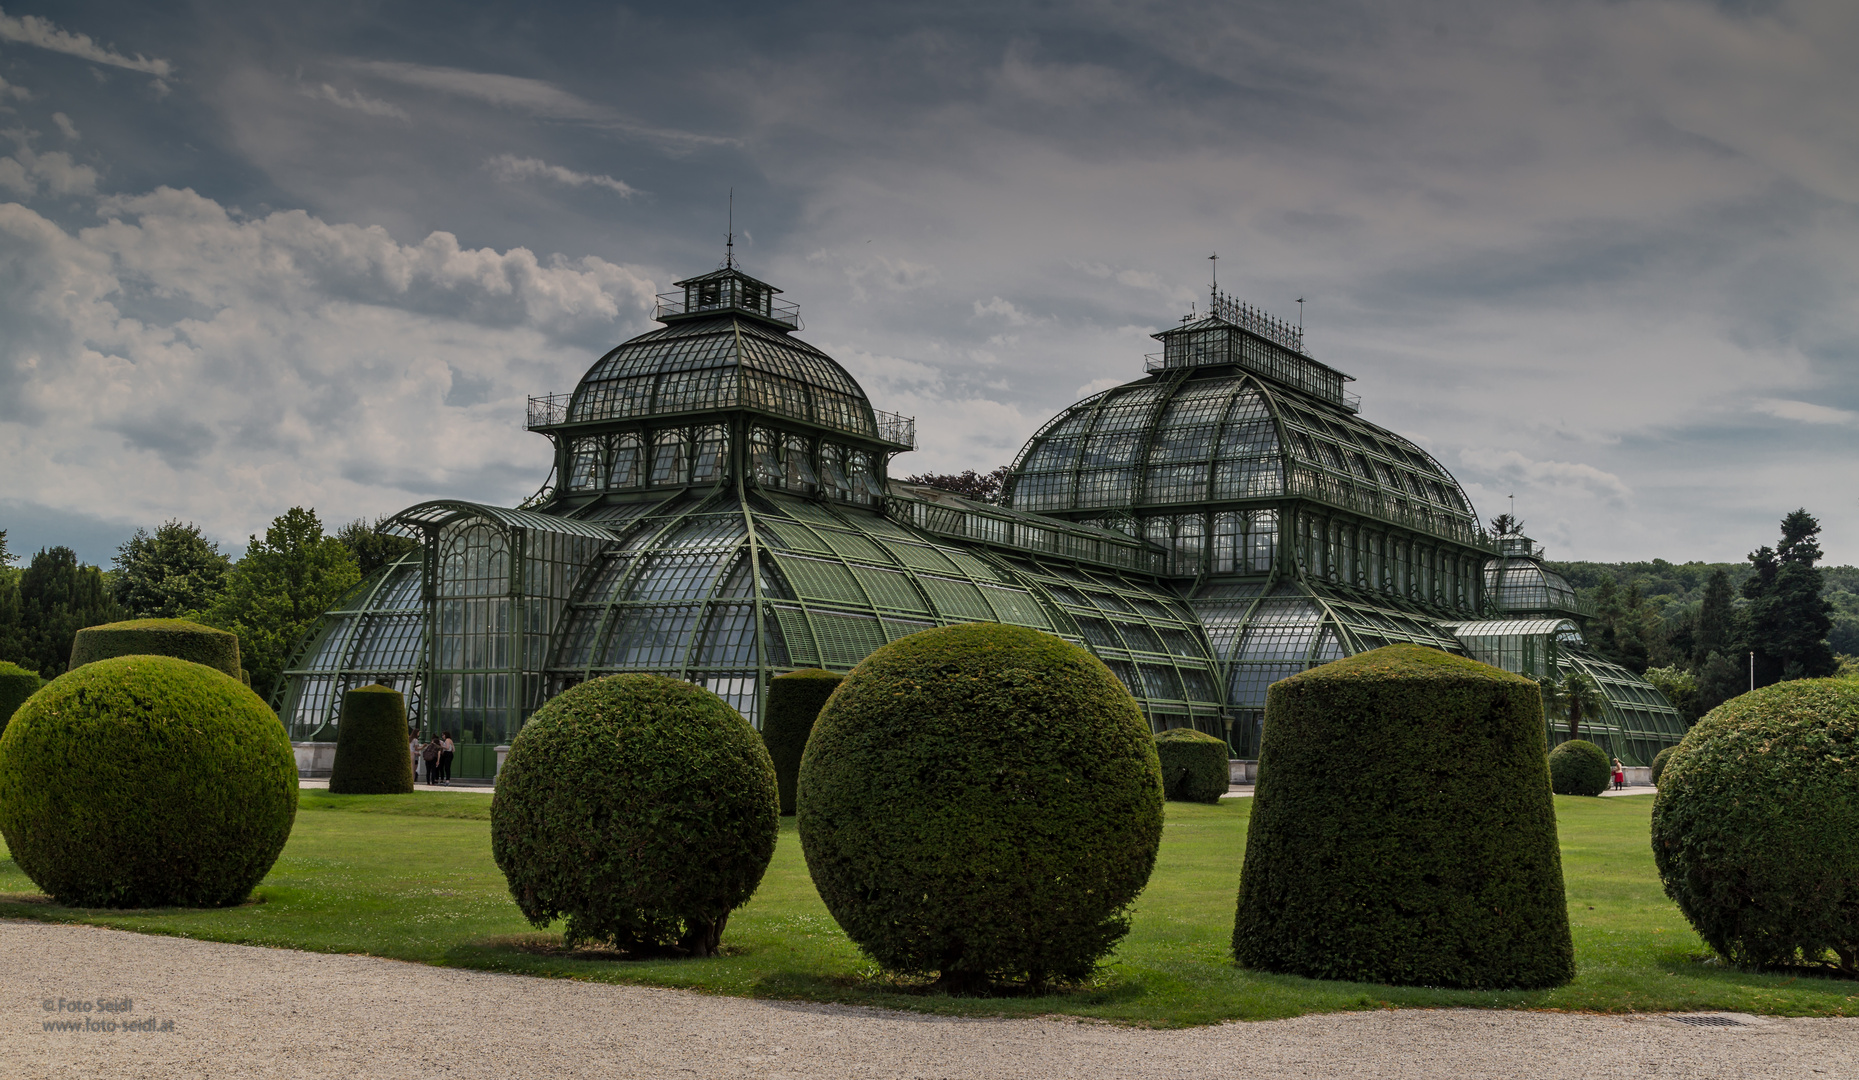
[
  {"x1": 0, "y1": 661, "x2": 41, "y2": 736},
  {"x1": 798, "y1": 623, "x2": 1164, "y2": 993},
  {"x1": 1233, "y1": 645, "x2": 1574, "y2": 989},
  {"x1": 1154, "y1": 727, "x2": 1230, "y2": 803},
  {"x1": 1649, "y1": 744, "x2": 1676, "y2": 787},
  {"x1": 763, "y1": 669, "x2": 843, "y2": 816},
  {"x1": 328, "y1": 685, "x2": 414, "y2": 794},
  {"x1": 69, "y1": 618, "x2": 242, "y2": 680},
  {"x1": 490, "y1": 674, "x2": 777, "y2": 956},
  {"x1": 1651, "y1": 679, "x2": 1859, "y2": 974},
  {"x1": 0, "y1": 655, "x2": 298, "y2": 907},
  {"x1": 1548, "y1": 738, "x2": 1611, "y2": 796}
]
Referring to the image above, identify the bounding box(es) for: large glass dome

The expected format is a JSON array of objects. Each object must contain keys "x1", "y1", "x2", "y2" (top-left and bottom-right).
[
  {"x1": 565, "y1": 268, "x2": 877, "y2": 440},
  {"x1": 1007, "y1": 366, "x2": 1478, "y2": 540}
]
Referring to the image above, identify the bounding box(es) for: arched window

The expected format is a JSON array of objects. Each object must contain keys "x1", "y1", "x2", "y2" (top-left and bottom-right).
[
  {"x1": 691, "y1": 425, "x2": 728, "y2": 483},
  {"x1": 609, "y1": 432, "x2": 643, "y2": 489},
  {"x1": 651, "y1": 429, "x2": 688, "y2": 486},
  {"x1": 567, "y1": 437, "x2": 603, "y2": 492},
  {"x1": 750, "y1": 427, "x2": 781, "y2": 488},
  {"x1": 783, "y1": 434, "x2": 817, "y2": 492}
]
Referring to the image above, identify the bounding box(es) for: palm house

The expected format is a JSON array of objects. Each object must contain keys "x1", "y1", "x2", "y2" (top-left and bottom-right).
[{"x1": 276, "y1": 261, "x2": 1685, "y2": 777}]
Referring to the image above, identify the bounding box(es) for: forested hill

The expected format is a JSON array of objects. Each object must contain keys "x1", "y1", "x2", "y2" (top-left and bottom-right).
[{"x1": 1544, "y1": 560, "x2": 1859, "y2": 656}]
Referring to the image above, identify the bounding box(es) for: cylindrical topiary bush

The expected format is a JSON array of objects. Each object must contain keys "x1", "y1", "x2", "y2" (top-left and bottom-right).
[
  {"x1": 1649, "y1": 744, "x2": 1676, "y2": 787},
  {"x1": 763, "y1": 669, "x2": 843, "y2": 816},
  {"x1": 1233, "y1": 644, "x2": 1574, "y2": 989},
  {"x1": 328, "y1": 685, "x2": 414, "y2": 794},
  {"x1": 798, "y1": 623, "x2": 1165, "y2": 993},
  {"x1": 0, "y1": 660, "x2": 41, "y2": 737},
  {"x1": 0, "y1": 655, "x2": 298, "y2": 907},
  {"x1": 1548, "y1": 738, "x2": 1611, "y2": 796},
  {"x1": 69, "y1": 618, "x2": 242, "y2": 680},
  {"x1": 1154, "y1": 727, "x2": 1230, "y2": 803},
  {"x1": 1651, "y1": 679, "x2": 1859, "y2": 974},
  {"x1": 491, "y1": 673, "x2": 777, "y2": 956}
]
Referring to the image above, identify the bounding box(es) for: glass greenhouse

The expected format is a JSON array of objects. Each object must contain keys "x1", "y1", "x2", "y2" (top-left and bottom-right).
[{"x1": 277, "y1": 266, "x2": 1685, "y2": 772}]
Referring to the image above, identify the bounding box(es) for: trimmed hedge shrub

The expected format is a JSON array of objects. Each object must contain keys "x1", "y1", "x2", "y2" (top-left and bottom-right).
[
  {"x1": 1233, "y1": 644, "x2": 1574, "y2": 989},
  {"x1": 0, "y1": 661, "x2": 41, "y2": 736},
  {"x1": 798, "y1": 623, "x2": 1164, "y2": 992},
  {"x1": 1548, "y1": 738, "x2": 1611, "y2": 796},
  {"x1": 1651, "y1": 679, "x2": 1859, "y2": 974},
  {"x1": 328, "y1": 685, "x2": 414, "y2": 794},
  {"x1": 1649, "y1": 744, "x2": 1676, "y2": 787},
  {"x1": 69, "y1": 618, "x2": 241, "y2": 680},
  {"x1": 0, "y1": 655, "x2": 298, "y2": 907},
  {"x1": 1154, "y1": 727, "x2": 1230, "y2": 803},
  {"x1": 763, "y1": 669, "x2": 843, "y2": 816},
  {"x1": 491, "y1": 674, "x2": 777, "y2": 956}
]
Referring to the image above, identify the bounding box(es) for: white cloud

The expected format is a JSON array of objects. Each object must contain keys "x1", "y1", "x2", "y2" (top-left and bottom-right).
[
  {"x1": 0, "y1": 9, "x2": 173, "y2": 77},
  {"x1": 0, "y1": 75, "x2": 29, "y2": 102},
  {"x1": 485, "y1": 154, "x2": 637, "y2": 198},
  {"x1": 357, "y1": 61, "x2": 604, "y2": 119},
  {"x1": 973, "y1": 296, "x2": 1035, "y2": 326},
  {"x1": 0, "y1": 130, "x2": 99, "y2": 196},
  {"x1": 0, "y1": 186, "x2": 659, "y2": 541},
  {"x1": 1751, "y1": 398, "x2": 1856, "y2": 425},
  {"x1": 51, "y1": 112, "x2": 77, "y2": 140},
  {"x1": 1456, "y1": 448, "x2": 1633, "y2": 505},
  {"x1": 353, "y1": 60, "x2": 730, "y2": 150},
  {"x1": 302, "y1": 83, "x2": 408, "y2": 122}
]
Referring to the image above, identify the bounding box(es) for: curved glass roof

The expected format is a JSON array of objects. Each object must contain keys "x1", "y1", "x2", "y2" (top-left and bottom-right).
[
  {"x1": 567, "y1": 315, "x2": 876, "y2": 439},
  {"x1": 541, "y1": 489, "x2": 1226, "y2": 730},
  {"x1": 1005, "y1": 369, "x2": 1479, "y2": 542},
  {"x1": 275, "y1": 550, "x2": 426, "y2": 738}
]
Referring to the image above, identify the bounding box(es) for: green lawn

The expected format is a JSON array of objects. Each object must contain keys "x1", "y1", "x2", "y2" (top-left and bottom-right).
[{"x1": 2, "y1": 791, "x2": 1855, "y2": 1026}]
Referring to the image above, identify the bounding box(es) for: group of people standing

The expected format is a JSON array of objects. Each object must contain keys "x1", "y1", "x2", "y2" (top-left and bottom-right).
[{"x1": 411, "y1": 732, "x2": 456, "y2": 785}]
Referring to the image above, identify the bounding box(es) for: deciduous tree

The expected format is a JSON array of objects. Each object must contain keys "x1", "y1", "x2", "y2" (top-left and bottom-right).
[
  {"x1": 335, "y1": 516, "x2": 421, "y2": 578},
  {"x1": 202, "y1": 508, "x2": 360, "y2": 703}
]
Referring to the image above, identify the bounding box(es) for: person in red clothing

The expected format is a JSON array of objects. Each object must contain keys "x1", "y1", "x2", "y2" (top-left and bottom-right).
[{"x1": 1612, "y1": 757, "x2": 1626, "y2": 792}]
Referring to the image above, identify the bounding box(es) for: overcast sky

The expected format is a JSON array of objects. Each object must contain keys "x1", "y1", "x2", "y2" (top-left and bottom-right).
[{"x1": 0, "y1": 0, "x2": 1854, "y2": 568}]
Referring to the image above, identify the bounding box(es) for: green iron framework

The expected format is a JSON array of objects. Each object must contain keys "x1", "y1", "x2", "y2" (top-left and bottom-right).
[{"x1": 275, "y1": 263, "x2": 1687, "y2": 768}]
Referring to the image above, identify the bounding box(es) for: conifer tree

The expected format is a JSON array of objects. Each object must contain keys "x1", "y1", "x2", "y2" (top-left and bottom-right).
[
  {"x1": 112, "y1": 520, "x2": 232, "y2": 619},
  {"x1": 13, "y1": 547, "x2": 124, "y2": 678},
  {"x1": 1741, "y1": 509, "x2": 1835, "y2": 685}
]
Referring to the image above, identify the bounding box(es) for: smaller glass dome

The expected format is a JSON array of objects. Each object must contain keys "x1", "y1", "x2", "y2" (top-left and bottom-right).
[
  {"x1": 1485, "y1": 534, "x2": 1584, "y2": 616},
  {"x1": 565, "y1": 267, "x2": 877, "y2": 440},
  {"x1": 1007, "y1": 368, "x2": 1477, "y2": 537}
]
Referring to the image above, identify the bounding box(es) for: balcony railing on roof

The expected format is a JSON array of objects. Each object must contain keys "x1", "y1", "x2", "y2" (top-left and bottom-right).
[
  {"x1": 655, "y1": 290, "x2": 802, "y2": 330},
  {"x1": 874, "y1": 409, "x2": 917, "y2": 449},
  {"x1": 527, "y1": 393, "x2": 571, "y2": 430},
  {"x1": 1209, "y1": 291, "x2": 1304, "y2": 353}
]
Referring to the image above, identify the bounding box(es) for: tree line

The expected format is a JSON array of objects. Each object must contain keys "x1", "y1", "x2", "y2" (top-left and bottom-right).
[
  {"x1": 1542, "y1": 509, "x2": 1845, "y2": 723},
  {"x1": 0, "y1": 512, "x2": 416, "y2": 703}
]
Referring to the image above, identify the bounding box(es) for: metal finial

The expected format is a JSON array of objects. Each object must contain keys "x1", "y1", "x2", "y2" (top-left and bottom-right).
[
  {"x1": 724, "y1": 188, "x2": 735, "y2": 269},
  {"x1": 1208, "y1": 251, "x2": 1218, "y2": 296}
]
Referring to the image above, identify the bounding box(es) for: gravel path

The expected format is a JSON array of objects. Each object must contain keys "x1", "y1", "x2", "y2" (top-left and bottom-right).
[{"x1": 5, "y1": 920, "x2": 1855, "y2": 1079}]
